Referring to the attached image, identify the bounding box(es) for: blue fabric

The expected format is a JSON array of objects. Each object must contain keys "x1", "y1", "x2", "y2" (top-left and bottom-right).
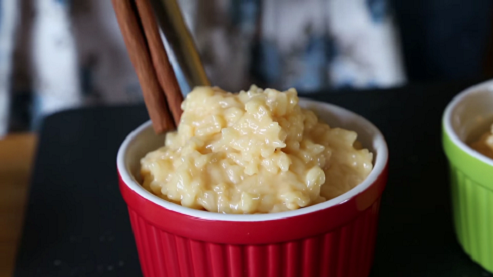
[
  {"x1": 230, "y1": 0, "x2": 260, "y2": 32},
  {"x1": 292, "y1": 36, "x2": 330, "y2": 91},
  {"x1": 367, "y1": 0, "x2": 388, "y2": 23},
  {"x1": 54, "y1": 0, "x2": 69, "y2": 6},
  {"x1": 4, "y1": 0, "x2": 492, "y2": 133},
  {"x1": 0, "y1": 0, "x2": 3, "y2": 66},
  {"x1": 228, "y1": 0, "x2": 403, "y2": 91},
  {"x1": 250, "y1": 40, "x2": 281, "y2": 86},
  {"x1": 0, "y1": 0, "x2": 3, "y2": 32}
]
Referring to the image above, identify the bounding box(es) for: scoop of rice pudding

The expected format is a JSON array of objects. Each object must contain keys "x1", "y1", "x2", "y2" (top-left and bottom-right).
[{"x1": 141, "y1": 86, "x2": 373, "y2": 214}]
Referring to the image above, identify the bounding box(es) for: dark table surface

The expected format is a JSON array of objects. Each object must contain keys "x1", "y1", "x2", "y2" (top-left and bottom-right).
[{"x1": 14, "y1": 81, "x2": 493, "y2": 277}]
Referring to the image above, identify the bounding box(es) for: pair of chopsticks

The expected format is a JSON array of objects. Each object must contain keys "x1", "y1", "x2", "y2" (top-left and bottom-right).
[{"x1": 112, "y1": 0, "x2": 183, "y2": 134}]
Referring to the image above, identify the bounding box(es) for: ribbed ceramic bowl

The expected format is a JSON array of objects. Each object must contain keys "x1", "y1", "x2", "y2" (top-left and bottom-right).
[
  {"x1": 443, "y1": 80, "x2": 493, "y2": 273},
  {"x1": 117, "y1": 99, "x2": 389, "y2": 277}
]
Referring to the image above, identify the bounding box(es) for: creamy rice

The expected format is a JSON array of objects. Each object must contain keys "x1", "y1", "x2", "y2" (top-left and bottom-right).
[
  {"x1": 140, "y1": 86, "x2": 373, "y2": 214},
  {"x1": 470, "y1": 124, "x2": 493, "y2": 159}
]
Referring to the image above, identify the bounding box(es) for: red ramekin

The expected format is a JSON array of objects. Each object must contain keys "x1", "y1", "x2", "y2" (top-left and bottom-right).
[{"x1": 117, "y1": 99, "x2": 389, "y2": 277}]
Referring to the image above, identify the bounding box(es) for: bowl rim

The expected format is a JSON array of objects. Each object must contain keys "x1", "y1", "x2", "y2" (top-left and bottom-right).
[
  {"x1": 117, "y1": 98, "x2": 389, "y2": 222},
  {"x1": 443, "y1": 79, "x2": 493, "y2": 167}
]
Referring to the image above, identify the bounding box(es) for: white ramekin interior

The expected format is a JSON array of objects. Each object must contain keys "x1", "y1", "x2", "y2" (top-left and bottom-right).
[
  {"x1": 443, "y1": 79, "x2": 493, "y2": 167},
  {"x1": 117, "y1": 98, "x2": 389, "y2": 221}
]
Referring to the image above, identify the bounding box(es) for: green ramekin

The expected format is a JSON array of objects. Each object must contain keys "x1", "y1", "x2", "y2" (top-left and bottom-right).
[{"x1": 443, "y1": 80, "x2": 493, "y2": 273}]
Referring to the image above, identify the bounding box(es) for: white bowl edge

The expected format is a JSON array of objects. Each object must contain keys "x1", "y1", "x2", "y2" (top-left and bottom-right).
[{"x1": 117, "y1": 99, "x2": 389, "y2": 222}]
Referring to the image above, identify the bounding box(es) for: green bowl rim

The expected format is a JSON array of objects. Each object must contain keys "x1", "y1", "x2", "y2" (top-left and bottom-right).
[{"x1": 443, "y1": 79, "x2": 493, "y2": 168}]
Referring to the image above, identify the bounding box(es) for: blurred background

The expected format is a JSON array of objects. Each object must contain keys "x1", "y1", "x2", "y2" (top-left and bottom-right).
[{"x1": 1, "y1": 0, "x2": 492, "y2": 136}]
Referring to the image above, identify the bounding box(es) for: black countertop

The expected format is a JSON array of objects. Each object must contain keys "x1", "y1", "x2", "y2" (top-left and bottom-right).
[{"x1": 14, "y1": 81, "x2": 493, "y2": 276}]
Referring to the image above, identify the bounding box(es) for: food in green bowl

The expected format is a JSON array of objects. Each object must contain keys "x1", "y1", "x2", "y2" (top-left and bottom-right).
[{"x1": 470, "y1": 124, "x2": 493, "y2": 159}]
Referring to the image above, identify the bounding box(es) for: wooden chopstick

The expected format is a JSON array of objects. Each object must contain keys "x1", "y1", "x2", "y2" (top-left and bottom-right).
[
  {"x1": 111, "y1": 0, "x2": 176, "y2": 134},
  {"x1": 134, "y1": 0, "x2": 184, "y2": 125}
]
